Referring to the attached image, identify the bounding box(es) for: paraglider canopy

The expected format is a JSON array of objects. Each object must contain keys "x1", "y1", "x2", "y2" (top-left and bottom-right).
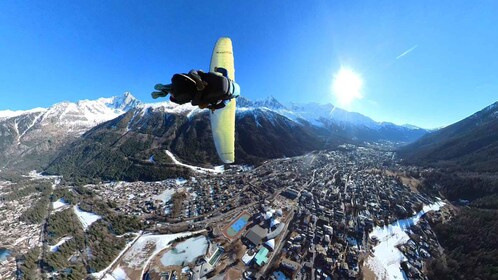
[{"x1": 209, "y1": 37, "x2": 237, "y2": 164}]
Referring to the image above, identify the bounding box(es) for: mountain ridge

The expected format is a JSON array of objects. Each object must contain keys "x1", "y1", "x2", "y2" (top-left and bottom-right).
[
  {"x1": 0, "y1": 93, "x2": 140, "y2": 172},
  {"x1": 398, "y1": 100, "x2": 498, "y2": 172},
  {"x1": 1, "y1": 93, "x2": 429, "y2": 178}
]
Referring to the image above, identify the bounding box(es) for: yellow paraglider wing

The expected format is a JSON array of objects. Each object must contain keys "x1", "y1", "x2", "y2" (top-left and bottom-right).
[{"x1": 209, "y1": 37, "x2": 236, "y2": 163}]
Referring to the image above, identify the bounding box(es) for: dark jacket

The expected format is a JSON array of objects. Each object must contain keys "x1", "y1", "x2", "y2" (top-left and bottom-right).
[{"x1": 170, "y1": 70, "x2": 230, "y2": 107}]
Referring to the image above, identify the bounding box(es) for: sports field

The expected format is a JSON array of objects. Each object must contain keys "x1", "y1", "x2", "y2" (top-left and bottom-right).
[{"x1": 222, "y1": 211, "x2": 251, "y2": 240}]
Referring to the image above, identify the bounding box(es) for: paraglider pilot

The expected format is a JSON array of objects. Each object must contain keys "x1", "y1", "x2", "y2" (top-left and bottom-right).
[{"x1": 152, "y1": 67, "x2": 240, "y2": 111}]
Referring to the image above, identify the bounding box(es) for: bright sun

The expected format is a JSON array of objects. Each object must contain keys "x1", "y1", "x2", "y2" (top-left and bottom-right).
[{"x1": 331, "y1": 67, "x2": 363, "y2": 108}]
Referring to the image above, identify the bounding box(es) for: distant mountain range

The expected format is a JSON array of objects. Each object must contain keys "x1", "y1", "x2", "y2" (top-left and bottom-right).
[
  {"x1": 238, "y1": 96, "x2": 429, "y2": 143},
  {"x1": 0, "y1": 93, "x2": 430, "y2": 180},
  {"x1": 0, "y1": 93, "x2": 138, "y2": 172},
  {"x1": 398, "y1": 101, "x2": 498, "y2": 172}
]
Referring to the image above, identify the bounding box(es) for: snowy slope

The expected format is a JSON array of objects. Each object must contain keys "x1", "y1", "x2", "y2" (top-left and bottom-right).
[
  {"x1": 238, "y1": 96, "x2": 425, "y2": 131},
  {"x1": 0, "y1": 108, "x2": 46, "y2": 120},
  {"x1": 0, "y1": 92, "x2": 140, "y2": 136},
  {"x1": 0, "y1": 92, "x2": 141, "y2": 171},
  {"x1": 366, "y1": 201, "x2": 445, "y2": 280},
  {"x1": 37, "y1": 92, "x2": 141, "y2": 132},
  {"x1": 73, "y1": 205, "x2": 102, "y2": 230}
]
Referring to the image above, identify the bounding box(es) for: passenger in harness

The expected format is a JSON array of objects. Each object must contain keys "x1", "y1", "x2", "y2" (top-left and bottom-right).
[{"x1": 152, "y1": 67, "x2": 240, "y2": 111}]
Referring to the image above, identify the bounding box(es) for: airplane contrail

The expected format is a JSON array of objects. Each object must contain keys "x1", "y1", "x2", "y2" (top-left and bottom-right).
[{"x1": 396, "y1": 45, "x2": 418, "y2": 59}]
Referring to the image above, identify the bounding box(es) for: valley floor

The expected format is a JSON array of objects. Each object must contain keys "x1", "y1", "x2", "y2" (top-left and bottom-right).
[{"x1": 0, "y1": 145, "x2": 455, "y2": 280}]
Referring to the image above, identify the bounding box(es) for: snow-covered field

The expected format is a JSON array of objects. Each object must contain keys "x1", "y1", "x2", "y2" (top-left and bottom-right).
[
  {"x1": 122, "y1": 232, "x2": 203, "y2": 269},
  {"x1": 160, "y1": 235, "x2": 208, "y2": 266},
  {"x1": 152, "y1": 188, "x2": 176, "y2": 203},
  {"x1": 73, "y1": 205, "x2": 102, "y2": 230},
  {"x1": 91, "y1": 232, "x2": 142, "y2": 279},
  {"x1": 25, "y1": 170, "x2": 62, "y2": 180},
  {"x1": 97, "y1": 230, "x2": 206, "y2": 280},
  {"x1": 102, "y1": 266, "x2": 129, "y2": 280},
  {"x1": 165, "y1": 150, "x2": 223, "y2": 174},
  {"x1": 52, "y1": 198, "x2": 69, "y2": 212},
  {"x1": 49, "y1": 236, "x2": 73, "y2": 252},
  {"x1": 366, "y1": 201, "x2": 445, "y2": 279}
]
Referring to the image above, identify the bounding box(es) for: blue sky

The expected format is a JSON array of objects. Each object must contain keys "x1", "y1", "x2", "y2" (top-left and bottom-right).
[{"x1": 0, "y1": 1, "x2": 497, "y2": 128}]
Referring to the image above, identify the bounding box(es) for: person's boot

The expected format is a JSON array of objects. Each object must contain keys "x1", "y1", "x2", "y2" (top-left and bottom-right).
[
  {"x1": 151, "y1": 91, "x2": 168, "y2": 99},
  {"x1": 214, "y1": 67, "x2": 228, "y2": 78},
  {"x1": 154, "y1": 83, "x2": 172, "y2": 92}
]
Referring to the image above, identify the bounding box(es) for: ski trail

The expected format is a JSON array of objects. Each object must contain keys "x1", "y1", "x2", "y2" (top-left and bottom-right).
[
  {"x1": 18, "y1": 113, "x2": 43, "y2": 143},
  {"x1": 165, "y1": 150, "x2": 223, "y2": 174},
  {"x1": 13, "y1": 120, "x2": 21, "y2": 145}
]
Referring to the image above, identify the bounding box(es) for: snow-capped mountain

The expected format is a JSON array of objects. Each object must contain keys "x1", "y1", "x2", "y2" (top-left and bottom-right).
[
  {"x1": 1, "y1": 93, "x2": 427, "y2": 176},
  {"x1": 44, "y1": 96, "x2": 428, "y2": 181},
  {"x1": 0, "y1": 92, "x2": 139, "y2": 171},
  {"x1": 235, "y1": 96, "x2": 429, "y2": 142},
  {"x1": 45, "y1": 101, "x2": 324, "y2": 181},
  {"x1": 237, "y1": 96, "x2": 426, "y2": 131},
  {"x1": 0, "y1": 92, "x2": 140, "y2": 133}
]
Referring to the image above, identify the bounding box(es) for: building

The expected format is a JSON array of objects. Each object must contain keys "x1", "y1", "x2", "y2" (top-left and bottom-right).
[
  {"x1": 281, "y1": 258, "x2": 301, "y2": 272},
  {"x1": 245, "y1": 225, "x2": 268, "y2": 246},
  {"x1": 255, "y1": 247, "x2": 269, "y2": 266},
  {"x1": 281, "y1": 188, "x2": 299, "y2": 200}
]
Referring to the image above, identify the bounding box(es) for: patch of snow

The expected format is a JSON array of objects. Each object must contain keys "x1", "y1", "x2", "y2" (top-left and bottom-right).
[
  {"x1": 120, "y1": 231, "x2": 205, "y2": 277},
  {"x1": 139, "y1": 101, "x2": 198, "y2": 117},
  {"x1": 152, "y1": 188, "x2": 176, "y2": 203},
  {"x1": 102, "y1": 266, "x2": 129, "y2": 280},
  {"x1": 214, "y1": 165, "x2": 224, "y2": 172},
  {"x1": 25, "y1": 170, "x2": 62, "y2": 180},
  {"x1": 51, "y1": 178, "x2": 61, "y2": 190},
  {"x1": 52, "y1": 198, "x2": 69, "y2": 212},
  {"x1": 366, "y1": 201, "x2": 445, "y2": 280},
  {"x1": 49, "y1": 236, "x2": 73, "y2": 252},
  {"x1": 0, "y1": 107, "x2": 46, "y2": 120},
  {"x1": 176, "y1": 178, "x2": 188, "y2": 185},
  {"x1": 165, "y1": 150, "x2": 223, "y2": 174},
  {"x1": 254, "y1": 113, "x2": 262, "y2": 127},
  {"x1": 401, "y1": 124, "x2": 422, "y2": 130},
  {"x1": 92, "y1": 232, "x2": 142, "y2": 279},
  {"x1": 160, "y1": 235, "x2": 208, "y2": 266},
  {"x1": 18, "y1": 113, "x2": 44, "y2": 142},
  {"x1": 73, "y1": 205, "x2": 102, "y2": 230}
]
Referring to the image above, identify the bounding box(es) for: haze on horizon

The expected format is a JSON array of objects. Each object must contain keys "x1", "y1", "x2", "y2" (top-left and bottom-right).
[{"x1": 0, "y1": 1, "x2": 497, "y2": 129}]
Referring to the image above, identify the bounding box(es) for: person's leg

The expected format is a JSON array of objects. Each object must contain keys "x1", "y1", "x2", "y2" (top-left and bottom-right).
[
  {"x1": 154, "y1": 83, "x2": 172, "y2": 92},
  {"x1": 151, "y1": 84, "x2": 172, "y2": 99}
]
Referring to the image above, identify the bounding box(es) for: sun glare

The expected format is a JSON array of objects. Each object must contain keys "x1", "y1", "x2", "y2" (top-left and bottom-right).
[{"x1": 331, "y1": 67, "x2": 363, "y2": 108}]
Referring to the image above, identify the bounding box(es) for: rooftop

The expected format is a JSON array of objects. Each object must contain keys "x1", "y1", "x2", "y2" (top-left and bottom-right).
[
  {"x1": 245, "y1": 225, "x2": 267, "y2": 246},
  {"x1": 255, "y1": 247, "x2": 269, "y2": 266}
]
